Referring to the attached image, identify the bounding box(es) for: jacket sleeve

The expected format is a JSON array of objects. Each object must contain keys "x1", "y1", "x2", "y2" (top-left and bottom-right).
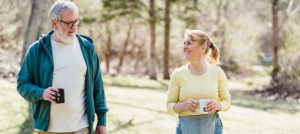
[
  {"x1": 92, "y1": 48, "x2": 109, "y2": 126},
  {"x1": 17, "y1": 44, "x2": 44, "y2": 102}
]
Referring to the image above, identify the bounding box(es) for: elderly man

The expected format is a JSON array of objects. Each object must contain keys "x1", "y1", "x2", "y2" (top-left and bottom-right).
[{"x1": 17, "y1": 1, "x2": 108, "y2": 134}]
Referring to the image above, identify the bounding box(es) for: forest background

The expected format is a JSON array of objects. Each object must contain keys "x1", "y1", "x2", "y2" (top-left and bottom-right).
[{"x1": 0, "y1": 0, "x2": 300, "y2": 134}]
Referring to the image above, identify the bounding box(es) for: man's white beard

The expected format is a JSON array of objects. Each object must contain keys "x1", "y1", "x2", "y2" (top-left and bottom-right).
[{"x1": 55, "y1": 25, "x2": 76, "y2": 44}]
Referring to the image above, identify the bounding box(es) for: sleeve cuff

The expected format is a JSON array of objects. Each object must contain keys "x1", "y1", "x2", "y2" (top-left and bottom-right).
[
  {"x1": 37, "y1": 87, "x2": 45, "y2": 100},
  {"x1": 219, "y1": 101, "x2": 230, "y2": 111},
  {"x1": 97, "y1": 112, "x2": 107, "y2": 125},
  {"x1": 167, "y1": 103, "x2": 176, "y2": 114}
]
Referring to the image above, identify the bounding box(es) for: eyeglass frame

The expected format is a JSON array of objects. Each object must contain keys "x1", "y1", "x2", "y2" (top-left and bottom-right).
[{"x1": 59, "y1": 18, "x2": 80, "y2": 28}]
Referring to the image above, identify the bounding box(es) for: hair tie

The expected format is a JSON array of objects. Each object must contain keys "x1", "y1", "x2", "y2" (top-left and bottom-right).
[{"x1": 209, "y1": 42, "x2": 214, "y2": 48}]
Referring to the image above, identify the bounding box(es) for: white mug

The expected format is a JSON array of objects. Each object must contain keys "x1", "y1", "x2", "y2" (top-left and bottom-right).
[{"x1": 197, "y1": 99, "x2": 210, "y2": 113}]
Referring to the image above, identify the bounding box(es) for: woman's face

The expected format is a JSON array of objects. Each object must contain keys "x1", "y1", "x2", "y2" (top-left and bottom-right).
[{"x1": 183, "y1": 38, "x2": 206, "y2": 62}]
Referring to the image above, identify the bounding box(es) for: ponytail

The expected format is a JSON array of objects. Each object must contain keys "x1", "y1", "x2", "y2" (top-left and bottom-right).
[{"x1": 209, "y1": 42, "x2": 219, "y2": 64}]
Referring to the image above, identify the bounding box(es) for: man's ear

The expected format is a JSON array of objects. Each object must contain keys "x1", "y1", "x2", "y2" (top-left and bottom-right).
[{"x1": 51, "y1": 20, "x2": 59, "y2": 30}]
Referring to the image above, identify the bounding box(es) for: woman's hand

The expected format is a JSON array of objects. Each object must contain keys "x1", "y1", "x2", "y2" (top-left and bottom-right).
[
  {"x1": 182, "y1": 99, "x2": 199, "y2": 112},
  {"x1": 174, "y1": 99, "x2": 199, "y2": 113},
  {"x1": 206, "y1": 99, "x2": 222, "y2": 114}
]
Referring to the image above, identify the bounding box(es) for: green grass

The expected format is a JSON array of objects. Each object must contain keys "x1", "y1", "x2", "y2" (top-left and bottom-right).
[
  {"x1": 0, "y1": 79, "x2": 33, "y2": 134},
  {"x1": 103, "y1": 75, "x2": 169, "y2": 90},
  {"x1": 1, "y1": 75, "x2": 300, "y2": 134}
]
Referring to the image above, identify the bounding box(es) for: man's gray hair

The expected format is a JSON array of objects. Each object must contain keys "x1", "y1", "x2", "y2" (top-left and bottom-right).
[{"x1": 48, "y1": 0, "x2": 78, "y2": 22}]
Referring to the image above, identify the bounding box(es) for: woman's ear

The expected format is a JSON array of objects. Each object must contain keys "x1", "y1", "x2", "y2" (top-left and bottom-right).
[{"x1": 201, "y1": 45, "x2": 207, "y2": 52}]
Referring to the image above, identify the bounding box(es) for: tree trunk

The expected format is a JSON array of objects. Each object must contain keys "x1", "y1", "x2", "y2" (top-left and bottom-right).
[
  {"x1": 21, "y1": 0, "x2": 43, "y2": 64},
  {"x1": 163, "y1": 0, "x2": 171, "y2": 79},
  {"x1": 219, "y1": 0, "x2": 229, "y2": 61},
  {"x1": 105, "y1": 23, "x2": 112, "y2": 74},
  {"x1": 213, "y1": 0, "x2": 223, "y2": 36},
  {"x1": 38, "y1": 0, "x2": 53, "y2": 36},
  {"x1": 149, "y1": 0, "x2": 157, "y2": 80},
  {"x1": 134, "y1": 33, "x2": 147, "y2": 71},
  {"x1": 272, "y1": 0, "x2": 280, "y2": 78},
  {"x1": 116, "y1": 22, "x2": 133, "y2": 74}
]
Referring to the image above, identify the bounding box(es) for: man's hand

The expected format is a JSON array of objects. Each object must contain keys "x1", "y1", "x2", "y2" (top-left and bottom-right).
[
  {"x1": 42, "y1": 87, "x2": 58, "y2": 103},
  {"x1": 95, "y1": 125, "x2": 106, "y2": 134}
]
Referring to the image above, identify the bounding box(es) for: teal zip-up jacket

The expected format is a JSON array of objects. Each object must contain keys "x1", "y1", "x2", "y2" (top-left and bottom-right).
[{"x1": 17, "y1": 30, "x2": 109, "y2": 132}]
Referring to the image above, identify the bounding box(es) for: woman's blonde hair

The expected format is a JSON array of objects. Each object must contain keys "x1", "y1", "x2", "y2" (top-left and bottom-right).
[{"x1": 184, "y1": 30, "x2": 220, "y2": 64}]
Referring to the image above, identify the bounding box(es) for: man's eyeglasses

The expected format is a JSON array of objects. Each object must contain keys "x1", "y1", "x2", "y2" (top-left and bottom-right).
[{"x1": 60, "y1": 18, "x2": 80, "y2": 28}]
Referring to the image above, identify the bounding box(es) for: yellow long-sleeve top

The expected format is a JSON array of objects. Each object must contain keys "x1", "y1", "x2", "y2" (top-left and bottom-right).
[{"x1": 167, "y1": 64, "x2": 231, "y2": 116}]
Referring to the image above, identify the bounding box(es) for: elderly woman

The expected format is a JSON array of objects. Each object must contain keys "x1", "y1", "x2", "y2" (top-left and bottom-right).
[{"x1": 167, "y1": 30, "x2": 231, "y2": 134}]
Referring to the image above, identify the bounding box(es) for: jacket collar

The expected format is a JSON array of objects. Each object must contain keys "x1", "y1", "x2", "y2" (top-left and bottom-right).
[{"x1": 39, "y1": 30, "x2": 94, "y2": 66}]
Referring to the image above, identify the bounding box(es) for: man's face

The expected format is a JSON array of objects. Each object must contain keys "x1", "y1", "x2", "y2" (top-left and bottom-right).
[
  {"x1": 59, "y1": 10, "x2": 78, "y2": 36},
  {"x1": 52, "y1": 10, "x2": 79, "y2": 44}
]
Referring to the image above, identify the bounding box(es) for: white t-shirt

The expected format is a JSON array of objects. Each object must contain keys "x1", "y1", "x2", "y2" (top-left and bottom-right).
[{"x1": 48, "y1": 37, "x2": 88, "y2": 132}]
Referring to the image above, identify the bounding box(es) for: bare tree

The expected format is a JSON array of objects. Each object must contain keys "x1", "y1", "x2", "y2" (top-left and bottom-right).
[
  {"x1": 37, "y1": 0, "x2": 54, "y2": 36},
  {"x1": 104, "y1": 23, "x2": 112, "y2": 74},
  {"x1": 149, "y1": 0, "x2": 157, "y2": 79},
  {"x1": 163, "y1": 0, "x2": 171, "y2": 79},
  {"x1": 271, "y1": 0, "x2": 280, "y2": 78},
  {"x1": 219, "y1": 0, "x2": 229, "y2": 62},
  {"x1": 21, "y1": 0, "x2": 43, "y2": 63},
  {"x1": 117, "y1": 22, "x2": 133, "y2": 74},
  {"x1": 214, "y1": 0, "x2": 223, "y2": 36}
]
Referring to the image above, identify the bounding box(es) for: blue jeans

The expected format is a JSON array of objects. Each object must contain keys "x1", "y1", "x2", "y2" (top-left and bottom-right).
[
  {"x1": 176, "y1": 113, "x2": 222, "y2": 134},
  {"x1": 215, "y1": 113, "x2": 223, "y2": 134}
]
